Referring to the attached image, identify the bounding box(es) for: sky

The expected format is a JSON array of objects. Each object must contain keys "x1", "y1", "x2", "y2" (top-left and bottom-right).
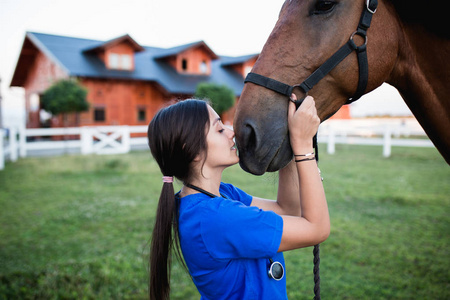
[{"x1": 0, "y1": 0, "x2": 411, "y2": 127}]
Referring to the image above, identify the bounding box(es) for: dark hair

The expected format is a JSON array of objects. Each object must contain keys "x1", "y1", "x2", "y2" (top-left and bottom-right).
[{"x1": 147, "y1": 99, "x2": 210, "y2": 300}]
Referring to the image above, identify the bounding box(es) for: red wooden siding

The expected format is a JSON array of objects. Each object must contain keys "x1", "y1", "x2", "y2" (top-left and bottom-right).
[
  {"x1": 230, "y1": 56, "x2": 258, "y2": 78},
  {"x1": 18, "y1": 47, "x2": 171, "y2": 128},
  {"x1": 172, "y1": 46, "x2": 213, "y2": 75},
  {"x1": 21, "y1": 51, "x2": 68, "y2": 128},
  {"x1": 79, "y1": 79, "x2": 170, "y2": 126},
  {"x1": 104, "y1": 43, "x2": 135, "y2": 70}
]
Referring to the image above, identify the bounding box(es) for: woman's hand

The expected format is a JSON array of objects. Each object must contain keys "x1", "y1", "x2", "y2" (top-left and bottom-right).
[
  {"x1": 288, "y1": 95, "x2": 320, "y2": 152},
  {"x1": 277, "y1": 95, "x2": 329, "y2": 252}
]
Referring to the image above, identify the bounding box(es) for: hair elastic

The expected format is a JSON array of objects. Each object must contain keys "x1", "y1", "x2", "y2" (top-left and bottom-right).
[
  {"x1": 162, "y1": 176, "x2": 173, "y2": 183},
  {"x1": 295, "y1": 157, "x2": 316, "y2": 163}
]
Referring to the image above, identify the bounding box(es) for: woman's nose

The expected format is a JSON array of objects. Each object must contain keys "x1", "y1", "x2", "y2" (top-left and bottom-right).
[{"x1": 226, "y1": 126, "x2": 235, "y2": 138}]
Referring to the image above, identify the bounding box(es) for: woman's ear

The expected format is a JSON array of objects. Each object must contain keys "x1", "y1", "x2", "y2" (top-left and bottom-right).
[{"x1": 193, "y1": 154, "x2": 202, "y2": 162}]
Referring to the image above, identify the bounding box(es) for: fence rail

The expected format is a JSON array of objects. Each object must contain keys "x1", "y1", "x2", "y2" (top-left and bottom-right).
[
  {"x1": 317, "y1": 119, "x2": 433, "y2": 157},
  {"x1": 1, "y1": 119, "x2": 433, "y2": 170}
]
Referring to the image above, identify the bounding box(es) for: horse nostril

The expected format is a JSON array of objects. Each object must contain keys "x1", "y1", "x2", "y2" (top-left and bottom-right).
[{"x1": 239, "y1": 121, "x2": 258, "y2": 154}]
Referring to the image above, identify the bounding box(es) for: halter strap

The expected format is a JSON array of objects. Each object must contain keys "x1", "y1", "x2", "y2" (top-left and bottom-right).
[
  {"x1": 244, "y1": 73, "x2": 294, "y2": 98},
  {"x1": 244, "y1": 0, "x2": 378, "y2": 105}
]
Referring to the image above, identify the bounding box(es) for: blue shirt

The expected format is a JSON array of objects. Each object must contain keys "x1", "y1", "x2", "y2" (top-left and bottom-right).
[{"x1": 178, "y1": 182, "x2": 286, "y2": 300}]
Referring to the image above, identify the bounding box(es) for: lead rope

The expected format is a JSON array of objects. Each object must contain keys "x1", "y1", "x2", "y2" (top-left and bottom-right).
[
  {"x1": 313, "y1": 244, "x2": 320, "y2": 299},
  {"x1": 313, "y1": 134, "x2": 321, "y2": 300},
  {"x1": 294, "y1": 101, "x2": 321, "y2": 300}
]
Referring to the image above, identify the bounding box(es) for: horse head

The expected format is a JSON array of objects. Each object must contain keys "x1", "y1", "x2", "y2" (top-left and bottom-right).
[{"x1": 235, "y1": 0, "x2": 400, "y2": 175}]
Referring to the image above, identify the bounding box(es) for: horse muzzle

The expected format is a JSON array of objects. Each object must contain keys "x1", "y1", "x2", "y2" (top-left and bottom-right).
[{"x1": 235, "y1": 116, "x2": 292, "y2": 175}]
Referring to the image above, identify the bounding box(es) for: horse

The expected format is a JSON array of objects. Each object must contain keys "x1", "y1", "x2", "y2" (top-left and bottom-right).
[{"x1": 234, "y1": 0, "x2": 450, "y2": 175}]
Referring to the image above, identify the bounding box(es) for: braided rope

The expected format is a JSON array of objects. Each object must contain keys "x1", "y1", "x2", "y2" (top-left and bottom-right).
[
  {"x1": 312, "y1": 134, "x2": 321, "y2": 300},
  {"x1": 313, "y1": 244, "x2": 320, "y2": 300}
]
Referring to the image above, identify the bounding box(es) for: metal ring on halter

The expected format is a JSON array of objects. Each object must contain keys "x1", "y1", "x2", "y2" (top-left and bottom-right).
[
  {"x1": 350, "y1": 31, "x2": 368, "y2": 48},
  {"x1": 289, "y1": 92, "x2": 308, "y2": 102},
  {"x1": 289, "y1": 87, "x2": 308, "y2": 109}
]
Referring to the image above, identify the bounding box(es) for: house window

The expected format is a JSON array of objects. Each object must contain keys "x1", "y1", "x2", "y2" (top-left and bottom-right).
[
  {"x1": 109, "y1": 53, "x2": 132, "y2": 70},
  {"x1": 182, "y1": 59, "x2": 188, "y2": 71},
  {"x1": 109, "y1": 54, "x2": 120, "y2": 69},
  {"x1": 94, "y1": 107, "x2": 106, "y2": 122},
  {"x1": 200, "y1": 61, "x2": 208, "y2": 74},
  {"x1": 137, "y1": 108, "x2": 146, "y2": 122},
  {"x1": 121, "y1": 54, "x2": 132, "y2": 70}
]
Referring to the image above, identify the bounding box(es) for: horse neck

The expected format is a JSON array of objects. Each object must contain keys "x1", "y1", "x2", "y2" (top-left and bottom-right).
[{"x1": 388, "y1": 23, "x2": 450, "y2": 163}]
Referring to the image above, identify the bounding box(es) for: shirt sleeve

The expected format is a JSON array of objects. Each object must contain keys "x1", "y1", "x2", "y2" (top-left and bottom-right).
[
  {"x1": 200, "y1": 197, "x2": 283, "y2": 260},
  {"x1": 219, "y1": 182, "x2": 252, "y2": 206}
]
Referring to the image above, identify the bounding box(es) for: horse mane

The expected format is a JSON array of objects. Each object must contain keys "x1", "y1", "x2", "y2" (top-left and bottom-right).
[{"x1": 389, "y1": 0, "x2": 450, "y2": 39}]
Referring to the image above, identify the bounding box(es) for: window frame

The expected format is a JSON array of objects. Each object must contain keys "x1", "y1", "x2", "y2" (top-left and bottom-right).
[
  {"x1": 94, "y1": 107, "x2": 106, "y2": 122},
  {"x1": 137, "y1": 107, "x2": 146, "y2": 122}
]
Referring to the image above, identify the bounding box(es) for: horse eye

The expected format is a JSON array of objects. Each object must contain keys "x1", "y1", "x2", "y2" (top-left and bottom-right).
[{"x1": 314, "y1": 1, "x2": 336, "y2": 14}]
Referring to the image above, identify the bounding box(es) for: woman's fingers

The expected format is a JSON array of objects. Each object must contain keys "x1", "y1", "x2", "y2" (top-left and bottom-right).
[{"x1": 288, "y1": 96, "x2": 320, "y2": 143}]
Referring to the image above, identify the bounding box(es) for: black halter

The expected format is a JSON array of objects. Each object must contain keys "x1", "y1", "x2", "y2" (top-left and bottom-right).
[{"x1": 244, "y1": 0, "x2": 378, "y2": 107}]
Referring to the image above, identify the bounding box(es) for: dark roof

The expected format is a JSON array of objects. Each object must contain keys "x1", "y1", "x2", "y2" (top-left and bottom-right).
[
  {"x1": 11, "y1": 32, "x2": 256, "y2": 96},
  {"x1": 154, "y1": 40, "x2": 219, "y2": 60},
  {"x1": 83, "y1": 34, "x2": 145, "y2": 53},
  {"x1": 221, "y1": 54, "x2": 258, "y2": 67}
]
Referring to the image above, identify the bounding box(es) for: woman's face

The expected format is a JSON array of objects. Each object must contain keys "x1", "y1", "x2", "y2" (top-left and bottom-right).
[{"x1": 203, "y1": 105, "x2": 239, "y2": 171}]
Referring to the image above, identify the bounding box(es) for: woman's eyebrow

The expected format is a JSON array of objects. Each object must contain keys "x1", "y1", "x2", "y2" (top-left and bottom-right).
[{"x1": 213, "y1": 117, "x2": 221, "y2": 126}]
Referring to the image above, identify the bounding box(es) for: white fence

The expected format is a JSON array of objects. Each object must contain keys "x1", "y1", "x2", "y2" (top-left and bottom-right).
[
  {"x1": 317, "y1": 118, "x2": 433, "y2": 157},
  {"x1": 1, "y1": 119, "x2": 434, "y2": 170},
  {"x1": 0, "y1": 125, "x2": 148, "y2": 170}
]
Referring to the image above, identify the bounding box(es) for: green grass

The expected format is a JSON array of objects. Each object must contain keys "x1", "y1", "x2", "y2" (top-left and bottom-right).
[{"x1": 0, "y1": 145, "x2": 448, "y2": 299}]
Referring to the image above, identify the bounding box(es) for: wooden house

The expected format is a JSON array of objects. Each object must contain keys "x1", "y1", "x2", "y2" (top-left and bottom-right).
[{"x1": 10, "y1": 32, "x2": 258, "y2": 128}]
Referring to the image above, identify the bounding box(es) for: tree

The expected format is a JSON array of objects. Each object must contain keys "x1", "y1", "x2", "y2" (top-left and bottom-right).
[
  {"x1": 195, "y1": 83, "x2": 235, "y2": 116},
  {"x1": 41, "y1": 79, "x2": 89, "y2": 126}
]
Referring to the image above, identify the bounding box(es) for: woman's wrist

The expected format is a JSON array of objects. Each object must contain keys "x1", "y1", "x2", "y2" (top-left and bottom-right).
[{"x1": 292, "y1": 145, "x2": 314, "y2": 156}]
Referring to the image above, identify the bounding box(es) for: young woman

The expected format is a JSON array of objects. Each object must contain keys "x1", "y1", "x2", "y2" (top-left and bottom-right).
[{"x1": 148, "y1": 96, "x2": 329, "y2": 300}]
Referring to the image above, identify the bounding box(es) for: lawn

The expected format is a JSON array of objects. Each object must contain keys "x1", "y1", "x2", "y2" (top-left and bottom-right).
[{"x1": 0, "y1": 144, "x2": 448, "y2": 299}]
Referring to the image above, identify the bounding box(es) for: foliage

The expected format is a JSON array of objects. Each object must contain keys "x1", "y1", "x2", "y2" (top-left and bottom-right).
[
  {"x1": 0, "y1": 145, "x2": 449, "y2": 299},
  {"x1": 195, "y1": 82, "x2": 235, "y2": 115},
  {"x1": 41, "y1": 79, "x2": 89, "y2": 116}
]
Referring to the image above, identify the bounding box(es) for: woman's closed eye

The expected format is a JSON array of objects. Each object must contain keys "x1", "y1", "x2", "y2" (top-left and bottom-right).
[{"x1": 218, "y1": 128, "x2": 225, "y2": 133}]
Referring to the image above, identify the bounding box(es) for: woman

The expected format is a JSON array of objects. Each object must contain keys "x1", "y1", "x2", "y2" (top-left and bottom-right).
[{"x1": 148, "y1": 96, "x2": 329, "y2": 300}]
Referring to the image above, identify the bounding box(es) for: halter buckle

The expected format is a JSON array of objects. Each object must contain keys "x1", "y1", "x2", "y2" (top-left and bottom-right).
[{"x1": 366, "y1": 0, "x2": 377, "y2": 14}]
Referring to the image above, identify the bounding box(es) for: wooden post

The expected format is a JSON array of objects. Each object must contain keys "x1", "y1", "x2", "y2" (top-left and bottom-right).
[
  {"x1": 81, "y1": 127, "x2": 93, "y2": 155},
  {"x1": 122, "y1": 126, "x2": 131, "y2": 153},
  {"x1": 19, "y1": 125, "x2": 26, "y2": 158},
  {"x1": 10, "y1": 127, "x2": 18, "y2": 162},
  {"x1": 327, "y1": 126, "x2": 336, "y2": 155},
  {"x1": 383, "y1": 126, "x2": 392, "y2": 157}
]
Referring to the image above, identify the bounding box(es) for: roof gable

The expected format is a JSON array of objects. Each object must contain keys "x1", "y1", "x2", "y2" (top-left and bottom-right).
[
  {"x1": 83, "y1": 34, "x2": 144, "y2": 53},
  {"x1": 154, "y1": 41, "x2": 218, "y2": 60}
]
